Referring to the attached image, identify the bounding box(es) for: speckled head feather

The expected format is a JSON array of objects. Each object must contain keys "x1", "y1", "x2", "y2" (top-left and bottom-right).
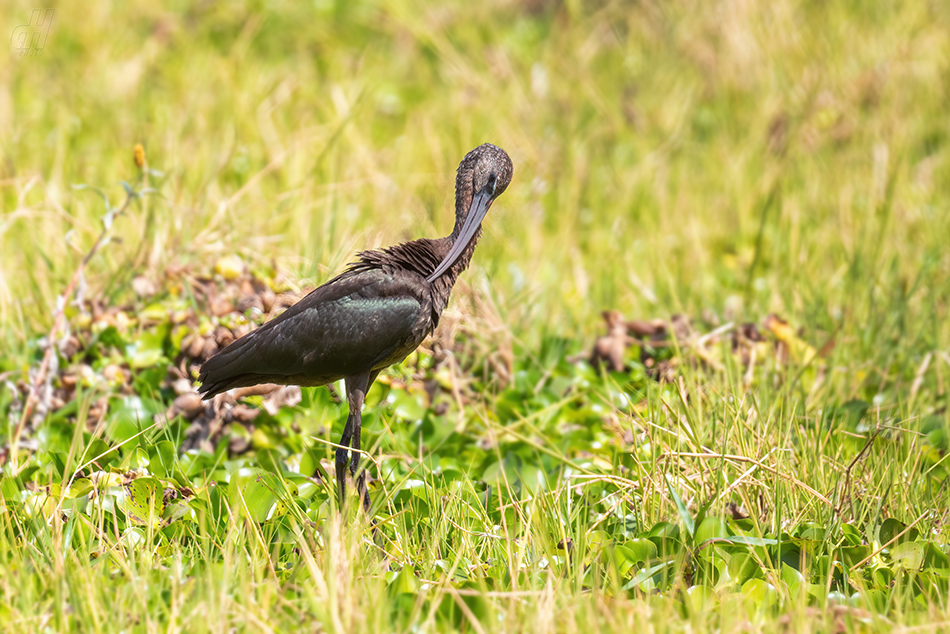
[{"x1": 453, "y1": 143, "x2": 514, "y2": 234}]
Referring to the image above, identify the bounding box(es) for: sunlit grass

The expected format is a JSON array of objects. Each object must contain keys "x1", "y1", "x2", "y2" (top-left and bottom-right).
[{"x1": 2, "y1": 0, "x2": 950, "y2": 631}]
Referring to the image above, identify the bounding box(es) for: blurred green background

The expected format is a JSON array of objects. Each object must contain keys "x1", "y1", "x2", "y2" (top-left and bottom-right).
[
  {"x1": 3, "y1": 4, "x2": 950, "y2": 629},
  {"x1": 2, "y1": 0, "x2": 948, "y2": 359}
]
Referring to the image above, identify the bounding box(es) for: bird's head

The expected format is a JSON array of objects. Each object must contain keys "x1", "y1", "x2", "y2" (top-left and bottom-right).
[{"x1": 427, "y1": 144, "x2": 513, "y2": 282}]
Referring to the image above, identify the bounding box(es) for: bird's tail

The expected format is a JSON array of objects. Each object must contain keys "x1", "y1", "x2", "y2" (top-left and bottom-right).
[{"x1": 197, "y1": 333, "x2": 261, "y2": 399}]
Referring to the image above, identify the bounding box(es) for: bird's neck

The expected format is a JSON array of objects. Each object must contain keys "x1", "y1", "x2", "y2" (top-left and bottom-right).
[
  {"x1": 439, "y1": 169, "x2": 482, "y2": 283},
  {"x1": 434, "y1": 227, "x2": 481, "y2": 288},
  {"x1": 452, "y1": 180, "x2": 472, "y2": 238},
  {"x1": 423, "y1": 232, "x2": 476, "y2": 327}
]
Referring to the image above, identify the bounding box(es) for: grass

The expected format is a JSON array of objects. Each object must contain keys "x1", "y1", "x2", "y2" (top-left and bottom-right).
[{"x1": 2, "y1": 0, "x2": 950, "y2": 631}]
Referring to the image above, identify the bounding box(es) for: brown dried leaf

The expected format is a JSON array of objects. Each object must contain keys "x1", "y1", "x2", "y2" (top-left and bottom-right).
[
  {"x1": 182, "y1": 334, "x2": 205, "y2": 359},
  {"x1": 61, "y1": 373, "x2": 78, "y2": 390},
  {"x1": 213, "y1": 325, "x2": 234, "y2": 348},
  {"x1": 230, "y1": 404, "x2": 260, "y2": 424},
  {"x1": 590, "y1": 310, "x2": 633, "y2": 372},
  {"x1": 726, "y1": 501, "x2": 750, "y2": 520},
  {"x1": 228, "y1": 435, "x2": 252, "y2": 455},
  {"x1": 232, "y1": 384, "x2": 280, "y2": 399},
  {"x1": 210, "y1": 298, "x2": 234, "y2": 318},
  {"x1": 263, "y1": 385, "x2": 302, "y2": 416},
  {"x1": 670, "y1": 314, "x2": 694, "y2": 342},
  {"x1": 131, "y1": 275, "x2": 157, "y2": 298},
  {"x1": 171, "y1": 392, "x2": 205, "y2": 420},
  {"x1": 764, "y1": 314, "x2": 794, "y2": 342},
  {"x1": 200, "y1": 338, "x2": 219, "y2": 361}
]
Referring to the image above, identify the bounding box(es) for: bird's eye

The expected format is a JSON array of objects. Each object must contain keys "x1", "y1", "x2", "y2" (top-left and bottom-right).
[{"x1": 486, "y1": 173, "x2": 497, "y2": 193}]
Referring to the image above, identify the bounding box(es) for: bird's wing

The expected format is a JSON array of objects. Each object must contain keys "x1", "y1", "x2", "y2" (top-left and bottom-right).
[{"x1": 198, "y1": 268, "x2": 427, "y2": 395}]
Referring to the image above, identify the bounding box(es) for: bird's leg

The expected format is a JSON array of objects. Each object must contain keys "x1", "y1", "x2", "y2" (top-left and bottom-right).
[
  {"x1": 340, "y1": 372, "x2": 372, "y2": 513},
  {"x1": 349, "y1": 420, "x2": 371, "y2": 515},
  {"x1": 347, "y1": 371, "x2": 380, "y2": 515},
  {"x1": 335, "y1": 417, "x2": 355, "y2": 510}
]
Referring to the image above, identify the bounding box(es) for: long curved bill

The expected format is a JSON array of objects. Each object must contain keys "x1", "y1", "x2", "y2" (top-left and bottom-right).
[{"x1": 426, "y1": 188, "x2": 493, "y2": 283}]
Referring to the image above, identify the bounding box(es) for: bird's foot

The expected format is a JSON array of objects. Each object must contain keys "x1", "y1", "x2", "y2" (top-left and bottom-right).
[{"x1": 335, "y1": 445, "x2": 350, "y2": 509}]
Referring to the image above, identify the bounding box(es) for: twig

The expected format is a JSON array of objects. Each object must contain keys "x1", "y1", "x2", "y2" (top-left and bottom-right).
[
  {"x1": 908, "y1": 351, "x2": 932, "y2": 406},
  {"x1": 836, "y1": 428, "x2": 880, "y2": 518},
  {"x1": 307, "y1": 435, "x2": 379, "y2": 467},
  {"x1": 656, "y1": 450, "x2": 835, "y2": 508},
  {"x1": 851, "y1": 511, "x2": 929, "y2": 569},
  {"x1": 9, "y1": 149, "x2": 147, "y2": 472}
]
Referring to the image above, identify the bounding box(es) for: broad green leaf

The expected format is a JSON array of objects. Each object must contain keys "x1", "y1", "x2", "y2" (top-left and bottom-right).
[
  {"x1": 879, "y1": 517, "x2": 902, "y2": 543},
  {"x1": 228, "y1": 468, "x2": 285, "y2": 522},
  {"x1": 924, "y1": 542, "x2": 950, "y2": 569},
  {"x1": 729, "y1": 552, "x2": 763, "y2": 584},
  {"x1": 120, "y1": 477, "x2": 164, "y2": 527},
  {"x1": 695, "y1": 516, "x2": 729, "y2": 545},
  {"x1": 741, "y1": 579, "x2": 778, "y2": 607},
  {"x1": 622, "y1": 538, "x2": 658, "y2": 565},
  {"x1": 621, "y1": 560, "x2": 676, "y2": 591}
]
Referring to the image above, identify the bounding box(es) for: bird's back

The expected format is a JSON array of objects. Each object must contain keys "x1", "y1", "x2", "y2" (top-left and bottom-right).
[{"x1": 198, "y1": 263, "x2": 434, "y2": 397}]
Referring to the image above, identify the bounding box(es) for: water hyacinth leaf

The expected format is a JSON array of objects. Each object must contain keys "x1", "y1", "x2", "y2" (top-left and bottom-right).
[
  {"x1": 78, "y1": 437, "x2": 115, "y2": 468},
  {"x1": 68, "y1": 478, "x2": 95, "y2": 500},
  {"x1": 482, "y1": 453, "x2": 523, "y2": 485},
  {"x1": 120, "y1": 477, "x2": 164, "y2": 527},
  {"x1": 139, "y1": 302, "x2": 171, "y2": 324},
  {"x1": 125, "y1": 329, "x2": 168, "y2": 369},
  {"x1": 695, "y1": 516, "x2": 730, "y2": 545},
  {"x1": 46, "y1": 451, "x2": 69, "y2": 479},
  {"x1": 741, "y1": 579, "x2": 778, "y2": 608},
  {"x1": 892, "y1": 541, "x2": 925, "y2": 570},
  {"x1": 781, "y1": 562, "x2": 805, "y2": 586},
  {"x1": 729, "y1": 552, "x2": 763, "y2": 585},
  {"x1": 621, "y1": 560, "x2": 675, "y2": 591},
  {"x1": 839, "y1": 399, "x2": 870, "y2": 429},
  {"x1": 389, "y1": 565, "x2": 419, "y2": 595},
  {"x1": 924, "y1": 542, "x2": 950, "y2": 569},
  {"x1": 107, "y1": 406, "x2": 145, "y2": 444},
  {"x1": 257, "y1": 448, "x2": 285, "y2": 474},
  {"x1": 643, "y1": 522, "x2": 681, "y2": 551},
  {"x1": 106, "y1": 395, "x2": 159, "y2": 443},
  {"x1": 148, "y1": 441, "x2": 178, "y2": 479},
  {"x1": 719, "y1": 535, "x2": 778, "y2": 547},
  {"x1": 840, "y1": 522, "x2": 862, "y2": 545},
  {"x1": 623, "y1": 513, "x2": 639, "y2": 537},
  {"x1": 838, "y1": 544, "x2": 871, "y2": 567},
  {"x1": 620, "y1": 539, "x2": 657, "y2": 566},
  {"x1": 130, "y1": 446, "x2": 149, "y2": 469},
  {"x1": 92, "y1": 324, "x2": 127, "y2": 350},
  {"x1": 389, "y1": 388, "x2": 427, "y2": 422},
  {"x1": 879, "y1": 517, "x2": 908, "y2": 545},
  {"x1": 874, "y1": 566, "x2": 895, "y2": 588},
  {"x1": 299, "y1": 448, "x2": 329, "y2": 484},
  {"x1": 228, "y1": 468, "x2": 284, "y2": 522}
]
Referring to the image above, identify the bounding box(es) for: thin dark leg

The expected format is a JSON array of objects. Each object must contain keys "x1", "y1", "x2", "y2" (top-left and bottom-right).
[
  {"x1": 338, "y1": 372, "x2": 371, "y2": 513},
  {"x1": 350, "y1": 422, "x2": 371, "y2": 514},
  {"x1": 348, "y1": 370, "x2": 379, "y2": 515},
  {"x1": 335, "y1": 417, "x2": 354, "y2": 509}
]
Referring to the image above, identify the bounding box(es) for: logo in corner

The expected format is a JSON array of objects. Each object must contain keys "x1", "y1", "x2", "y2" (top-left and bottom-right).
[{"x1": 11, "y1": 9, "x2": 54, "y2": 58}]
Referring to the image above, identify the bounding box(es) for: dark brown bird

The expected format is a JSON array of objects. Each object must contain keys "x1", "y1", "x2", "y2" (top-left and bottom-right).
[{"x1": 198, "y1": 144, "x2": 513, "y2": 513}]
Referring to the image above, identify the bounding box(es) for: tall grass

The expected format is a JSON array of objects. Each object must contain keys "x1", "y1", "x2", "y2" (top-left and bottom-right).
[
  {"x1": 2, "y1": 0, "x2": 950, "y2": 631},
  {"x1": 3, "y1": 1, "x2": 947, "y2": 352}
]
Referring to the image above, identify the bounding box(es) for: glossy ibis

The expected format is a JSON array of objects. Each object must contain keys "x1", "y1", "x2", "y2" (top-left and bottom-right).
[{"x1": 198, "y1": 144, "x2": 513, "y2": 513}]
